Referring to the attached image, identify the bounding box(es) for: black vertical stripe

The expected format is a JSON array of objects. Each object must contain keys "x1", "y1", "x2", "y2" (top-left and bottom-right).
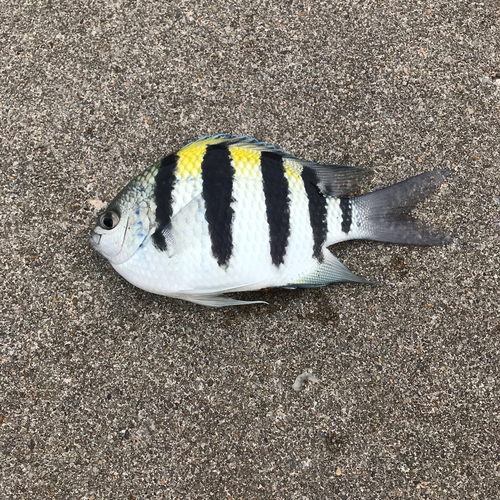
[
  {"x1": 152, "y1": 154, "x2": 178, "y2": 251},
  {"x1": 301, "y1": 166, "x2": 328, "y2": 261},
  {"x1": 261, "y1": 151, "x2": 291, "y2": 266},
  {"x1": 339, "y1": 197, "x2": 352, "y2": 234},
  {"x1": 201, "y1": 144, "x2": 235, "y2": 268}
]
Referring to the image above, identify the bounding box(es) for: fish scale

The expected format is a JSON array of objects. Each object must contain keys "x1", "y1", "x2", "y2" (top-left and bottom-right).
[{"x1": 89, "y1": 135, "x2": 453, "y2": 307}]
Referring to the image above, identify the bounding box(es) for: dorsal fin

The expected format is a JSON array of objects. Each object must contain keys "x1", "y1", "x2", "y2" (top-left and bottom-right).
[
  {"x1": 179, "y1": 135, "x2": 372, "y2": 197},
  {"x1": 179, "y1": 135, "x2": 289, "y2": 157},
  {"x1": 305, "y1": 163, "x2": 373, "y2": 197}
]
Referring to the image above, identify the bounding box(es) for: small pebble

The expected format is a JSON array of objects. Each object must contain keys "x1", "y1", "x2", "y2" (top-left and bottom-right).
[{"x1": 292, "y1": 372, "x2": 319, "y2": 391}]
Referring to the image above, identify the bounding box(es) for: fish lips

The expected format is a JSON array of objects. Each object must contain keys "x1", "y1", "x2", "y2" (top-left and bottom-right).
[{"x1": 88, "y1": 229, "x2": 102, "y2": 248}]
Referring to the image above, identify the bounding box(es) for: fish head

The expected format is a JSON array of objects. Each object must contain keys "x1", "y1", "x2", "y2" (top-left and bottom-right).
[{"x1": 89, "y1": 194, "x2": 152, "y2": 265}]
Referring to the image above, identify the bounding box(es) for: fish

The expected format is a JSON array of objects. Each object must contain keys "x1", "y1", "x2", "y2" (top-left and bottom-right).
[{"x1": 89, "y1": 135, "x2": 452, "y2": 307}]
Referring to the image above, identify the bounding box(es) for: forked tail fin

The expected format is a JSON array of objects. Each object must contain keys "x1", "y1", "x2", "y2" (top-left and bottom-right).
[{"x1": 353, "y1": 169, "x2": 453, "y2": 246}]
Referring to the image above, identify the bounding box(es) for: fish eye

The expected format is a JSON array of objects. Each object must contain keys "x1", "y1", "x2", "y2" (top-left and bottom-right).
[{"x1": 99, "y1": 211, "x2": 120, "y2": 230}]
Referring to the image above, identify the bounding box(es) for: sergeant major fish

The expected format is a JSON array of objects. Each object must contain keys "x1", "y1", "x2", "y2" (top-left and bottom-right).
[{"x1": 89, "y1": 135, "x2": 452, "y2": 307}]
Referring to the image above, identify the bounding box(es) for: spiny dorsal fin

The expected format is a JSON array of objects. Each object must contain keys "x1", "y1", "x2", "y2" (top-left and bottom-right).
[{"x1": 180, "y1": 135, "x2": 372, "y2": 197}]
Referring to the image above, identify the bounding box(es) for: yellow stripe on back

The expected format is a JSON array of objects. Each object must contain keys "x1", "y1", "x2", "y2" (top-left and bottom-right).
[
  {"x1": 176, "y1": 136, "x2": 229, "y2": 179},
  {"x1": 229, "y1": 145, "x2": 262, "y2": 178},
  {"x1": 283, "y1": 158, "x2": 303, "y2": 188},
  {"x1": 175, "y1": 136, "x2": 303, "y2": 181}
]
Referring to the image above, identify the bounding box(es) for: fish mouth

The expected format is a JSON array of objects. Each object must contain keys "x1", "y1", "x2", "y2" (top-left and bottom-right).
[{"x1": 89, "y1": 230, "x2": 101, "y2": 248}]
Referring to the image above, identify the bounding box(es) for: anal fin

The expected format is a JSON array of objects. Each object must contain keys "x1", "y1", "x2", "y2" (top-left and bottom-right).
[{"x1": 286, "y1": 251, "x2": 376, "y2": 288}]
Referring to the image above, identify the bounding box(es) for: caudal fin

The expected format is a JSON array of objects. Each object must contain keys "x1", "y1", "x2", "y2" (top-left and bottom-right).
[{"x1": 353, "y1": 169, "x2": 453, "y2": 246}]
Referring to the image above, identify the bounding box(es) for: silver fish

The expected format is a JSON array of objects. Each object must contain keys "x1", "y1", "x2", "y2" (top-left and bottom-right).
[{"x1": 89, "y1": 135, "x2": 452, "y2": 307}]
